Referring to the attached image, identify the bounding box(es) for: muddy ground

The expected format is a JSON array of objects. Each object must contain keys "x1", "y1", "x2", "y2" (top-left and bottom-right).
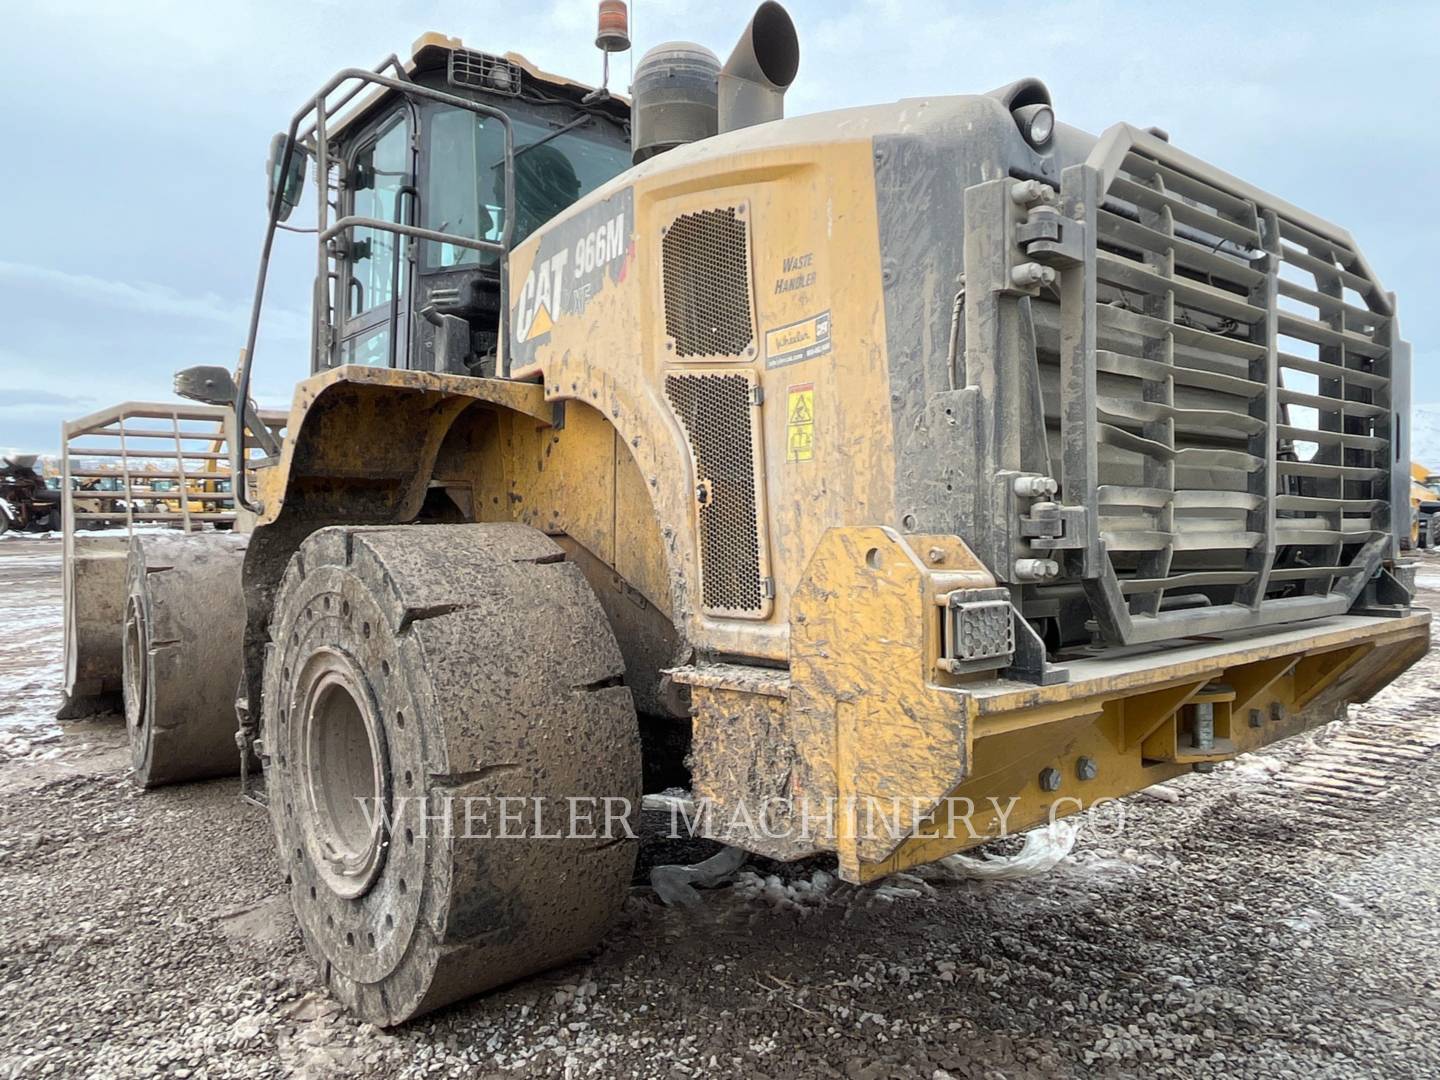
[{"x1": 1, "y1": 535, "x2": 1438, "y2": 1079}]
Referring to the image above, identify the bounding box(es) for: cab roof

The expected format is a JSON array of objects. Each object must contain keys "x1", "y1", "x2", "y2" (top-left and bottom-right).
[
  {"x1": 326, "y1": 32, "x2": 629, "y2": 141},
  {"x1": 409, "y1": 32, "x2": 629, "y2": 107}
]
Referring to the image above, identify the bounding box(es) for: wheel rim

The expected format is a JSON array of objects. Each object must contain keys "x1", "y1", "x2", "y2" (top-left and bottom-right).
[
  {"x1": 122, "y1": 594, "x2": 148, "y2": 743},
  {"x1": 295, "y1": 648, "x2": 390, "y2": 900}
]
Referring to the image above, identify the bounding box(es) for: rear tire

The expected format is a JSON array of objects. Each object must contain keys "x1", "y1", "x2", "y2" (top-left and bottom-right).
[
  {"x1": 262, "y1": 523, "x2": 641, "y2": 1025},
  {"x1": 123, "y1": 533, "x2": 249, "y2": 788}
]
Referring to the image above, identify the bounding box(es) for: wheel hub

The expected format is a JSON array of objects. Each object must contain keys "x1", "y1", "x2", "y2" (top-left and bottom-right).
[{"x1": 295, "y1": 649, "x2": 390, "y2": 900}]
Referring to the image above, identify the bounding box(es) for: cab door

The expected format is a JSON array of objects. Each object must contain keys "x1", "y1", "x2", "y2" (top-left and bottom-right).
[{"x1": 339, "y1": 110, "x2": 416, "y2": 367}]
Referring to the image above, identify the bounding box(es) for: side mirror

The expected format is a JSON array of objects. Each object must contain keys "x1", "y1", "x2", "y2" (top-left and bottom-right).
[
  {"x1": 174, "y1": 364, "x2": 282, "y2": 458},
  {"x1": 174, "y1": 365, "x2": 237, "y2": 406},
  {"x1": 266, "y1": 132, "x2": 307, "y2": 223}
]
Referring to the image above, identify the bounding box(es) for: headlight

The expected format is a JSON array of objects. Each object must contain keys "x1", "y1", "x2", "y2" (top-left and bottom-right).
[
  {"x1": 488, "y1": 65, "x2": 515, "y2": 92},
  {"x1": 1015, "y1": 103, "x2": 1055, "y2": 149}
]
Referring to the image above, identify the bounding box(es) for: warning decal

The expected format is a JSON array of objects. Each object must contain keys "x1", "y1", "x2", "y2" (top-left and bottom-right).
[{"x1": 786, "y1": 383, "x2": 815, "y2": 463}]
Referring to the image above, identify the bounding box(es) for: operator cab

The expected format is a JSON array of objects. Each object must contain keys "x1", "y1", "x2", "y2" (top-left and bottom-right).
[{"x1": 279, "y1": 36, "x2": 631, "y2": 377}]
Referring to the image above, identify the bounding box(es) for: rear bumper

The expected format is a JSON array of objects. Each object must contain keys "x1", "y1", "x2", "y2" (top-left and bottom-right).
[{"x1": 675, "y1": 527, "x2": 1431, "y2": 882}]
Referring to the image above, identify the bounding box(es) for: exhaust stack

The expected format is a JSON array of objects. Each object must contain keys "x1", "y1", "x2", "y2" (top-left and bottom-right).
[{"x1": 718, "y1": 2, "x2": 799, "y2": 134}]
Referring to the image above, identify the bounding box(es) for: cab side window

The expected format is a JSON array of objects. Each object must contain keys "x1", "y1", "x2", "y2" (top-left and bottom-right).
[{"x1": 342, "y1": 115, "x2": 411, "y2": 365}]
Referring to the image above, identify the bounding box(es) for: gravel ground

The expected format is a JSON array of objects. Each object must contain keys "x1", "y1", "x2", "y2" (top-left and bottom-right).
[{"x1": 2, "y1": 535, "x2": 1438, "y2": 1079}]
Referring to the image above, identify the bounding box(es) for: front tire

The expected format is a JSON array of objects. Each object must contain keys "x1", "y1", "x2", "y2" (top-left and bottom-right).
[{"x1": 263, "y1": 523, "x2": 640, "y2": 1025}]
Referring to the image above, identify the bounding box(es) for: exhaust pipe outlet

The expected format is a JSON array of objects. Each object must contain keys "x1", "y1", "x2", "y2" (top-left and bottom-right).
[{"x1": 718, "y1": 1, "x2": 799, "y2": 134}]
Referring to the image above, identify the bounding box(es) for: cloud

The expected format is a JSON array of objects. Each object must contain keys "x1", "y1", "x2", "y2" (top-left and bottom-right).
[
  {"x1": 0, "y1": 0, "x2": 1434, "y2": 406},
  {"x1": 0, "y1": 261, "x2": 309, "y2": 341},
  {"x1": 0, "y1": 389, "x2": 94, "y2": 408}
]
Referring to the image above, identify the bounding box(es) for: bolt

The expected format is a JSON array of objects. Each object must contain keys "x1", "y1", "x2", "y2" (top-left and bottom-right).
[
  {"x1": 1010, "y1": 179, "x2": 1057, "y2": 206},
  {"x1": 1192, "y1": 762, "x2": 1216, "y2": 774},
  {"x1": 1190, "y1": 701, "x2": 1215, "y2": 750},
  {"x1": 1013, "y1": 474, "x2": 1058, "y2": 498},
  {"x1": 927, "y1": 547, "x2": 945, "y2": 565},
  {"x1": 1010, "y1": 262, "x2": 1057, "y2": 289},
  {"x1": 1013, "y1": 558, "x2": 1060, "y2": 583},
  {"x1": 1039, "y1": 766, "x2": 1062, "y2": 792},
  {"x1": 1076, "y1": 756, "x2": 1098, "y2": 781}
]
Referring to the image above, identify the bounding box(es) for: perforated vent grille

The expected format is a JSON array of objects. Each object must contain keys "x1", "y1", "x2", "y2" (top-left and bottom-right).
[
  {"x1": 662, "y1": 207, "x2": 755, "y2": 358},
  {"x1": 665, "y1": 372, "x2": 765, "y2": 614}
]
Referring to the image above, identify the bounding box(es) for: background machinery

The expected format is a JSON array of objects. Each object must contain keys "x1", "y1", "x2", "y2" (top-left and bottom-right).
[
  {"x1": 74, "y1": 1, "x2": 1427, "y2": 1026},
  {"x1": 0, "y1": 454, "x2": 60, "y2": 534},
  {"x1": 1409, "y1": 461, "x2": 1440, "y2": 548},
  {"x1": 57, "y1": 399, "x2": 284, "y2": 730}
]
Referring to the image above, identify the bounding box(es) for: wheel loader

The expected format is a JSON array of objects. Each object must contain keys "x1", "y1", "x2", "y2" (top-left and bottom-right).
[{"x1": 82, "y1": 1, "x2": 1428, "y2": 1026}]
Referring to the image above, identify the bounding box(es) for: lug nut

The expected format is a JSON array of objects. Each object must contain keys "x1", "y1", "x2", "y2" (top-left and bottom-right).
[
  {"x1": 1013, "y1": 558, "x2": 1060, "y2": 583},
  {"x1": 927, "y1": 547, "x2": 945, "y2": 565},
  {"x1": 1039, "y1": 766, "x2": 1062, "y2": 792},
  {"x1": 1076, "y1": 756, "x2": 1097, "y2": 781}
]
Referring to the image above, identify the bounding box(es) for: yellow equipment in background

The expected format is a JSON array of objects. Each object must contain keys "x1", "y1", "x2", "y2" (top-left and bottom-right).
[{"x1": 1410, "y1": 461, "x2": 1440, "y2": 547}]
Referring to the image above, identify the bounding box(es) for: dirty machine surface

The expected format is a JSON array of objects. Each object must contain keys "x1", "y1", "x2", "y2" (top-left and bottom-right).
[{"x1": 78, "y1": 1, "x2": 1428, "y2": 1026}]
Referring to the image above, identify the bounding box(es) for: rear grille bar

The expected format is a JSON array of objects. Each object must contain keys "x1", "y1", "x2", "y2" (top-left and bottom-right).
[{"x1": 1032, "y1": 125, "x2": 1402, "y2": 645}]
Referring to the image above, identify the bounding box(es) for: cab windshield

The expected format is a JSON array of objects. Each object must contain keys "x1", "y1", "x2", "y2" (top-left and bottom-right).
[{"x1": 424, "y1": 107, "x2": 630, "y2": 269}]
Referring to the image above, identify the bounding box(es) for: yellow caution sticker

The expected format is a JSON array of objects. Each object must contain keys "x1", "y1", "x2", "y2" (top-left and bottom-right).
[{"x1": 786, "y1": 383, "x2": 815, "y2": 463}]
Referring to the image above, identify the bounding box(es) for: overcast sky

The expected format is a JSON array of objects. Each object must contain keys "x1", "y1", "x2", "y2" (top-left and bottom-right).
[{"x1": 2, "y1": 0, "x2": 1436, "y2": 454}]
